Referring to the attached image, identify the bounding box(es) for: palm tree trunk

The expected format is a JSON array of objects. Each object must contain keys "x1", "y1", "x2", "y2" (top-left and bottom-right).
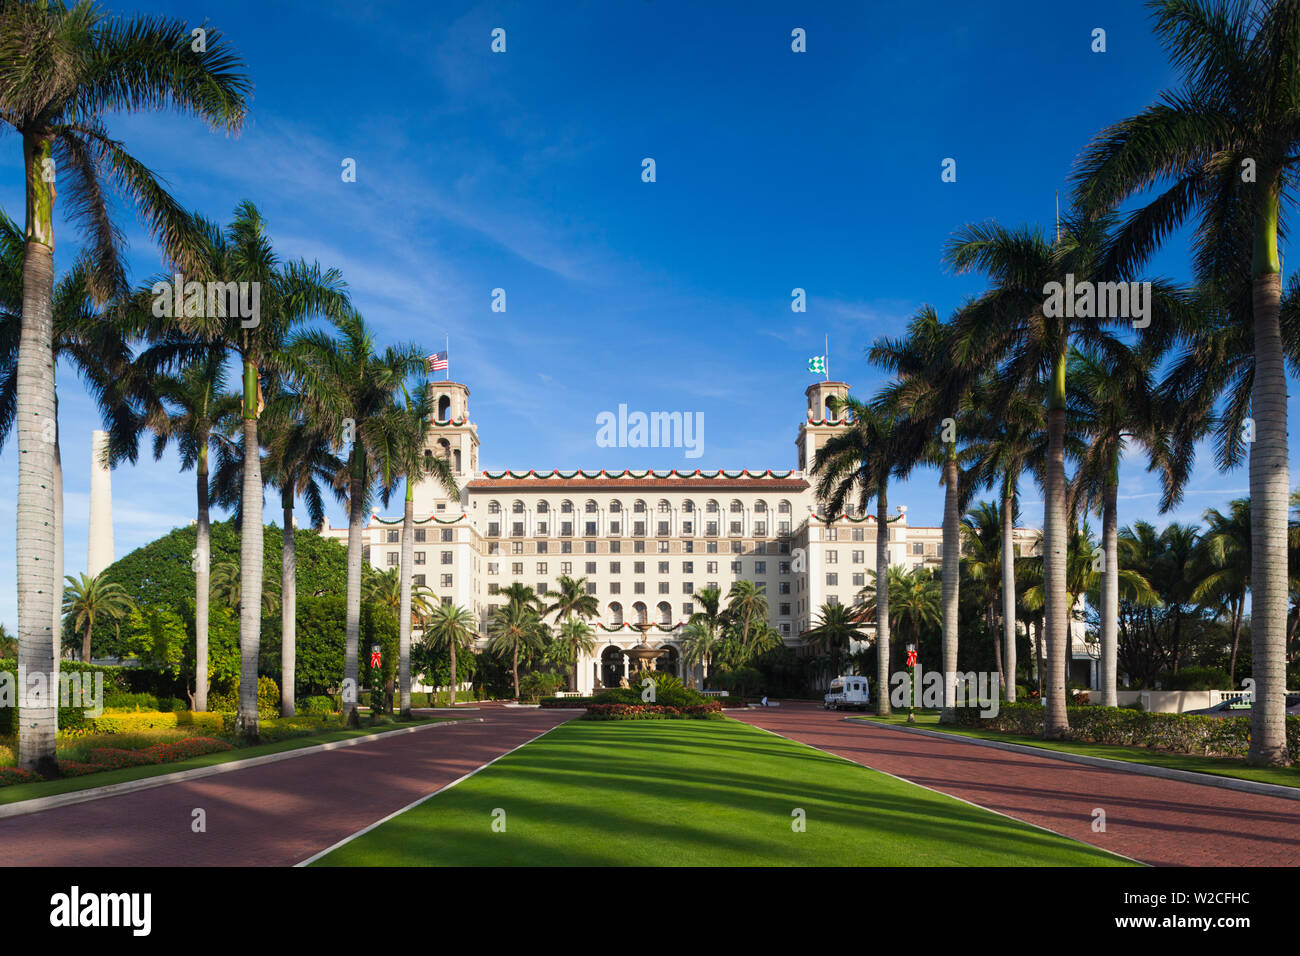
[
  {"x1": 875, "y1": 487, "x2": 891, "y2": 716},
  {"x1": 195, "y1": 444, "x2": 211, "y2": 711},
  {"x1": 280, "y1": 488, "x2": 296, "y2": 717},
  {"x1": 16, "y1": 140, "x2": 59, "y2": 774},
  {"x1": 1249, "y1": 187, "x2": 1289, "y2": 765},
  {"x1": 1229, "y1": 600, "x2": 1243, "y2": 687},
  {"x1": 938, "y1": 443, "x2": 960, "y2": 721},
  {"x1": 398, "y1": 496, "x2": 415, "y2": 719},
  {"x1": 237, "y1": 360, "x2": 263, "y2": 743},
  {"x1": 52, "y1": 416, "x2": 63, "y2": 683},
  {"x1": 512, "y1": 642, "x2": 519, "y2": 699},
  {"x1": 82, "y1": 619, "x2": 92, "y2": 667},
  {"x1": 1100, "y1": 469, "x2": 1119, "y2": 707},
  {"x1": 449, "y1": 638, "x2": 458, "y2": 708},
  {"x1": 1001, "y1": 481, "x2": 1016, "y2": 703},
  {"x1": 1043, "y1": 350, "x2": 1070, "y2": 739},
  {"x1": 1034, "y1": 617, "x2": 1043, "y2": 698},
  {"x1": 343, "y1": 447, "x2": 365, "y2": 728}
]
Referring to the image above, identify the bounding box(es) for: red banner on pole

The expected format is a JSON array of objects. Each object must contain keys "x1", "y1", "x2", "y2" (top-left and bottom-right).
[
  {"x1": 906, "y1": 649, "x2": 917, "y2": 667},
  {"x1": 370, "y1": 651, "x2": 381, "y2": 668}
]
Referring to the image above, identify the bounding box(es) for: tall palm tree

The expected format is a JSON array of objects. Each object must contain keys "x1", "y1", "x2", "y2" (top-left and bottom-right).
[
  {"x1": 889, "y1": 566, "x2": 942, "y2": 670},
  {"x1": 259, "y1": 382, "x2": 347, "y2": 716},
  {"x1": 1193, "y1": 499, "x2": 1252, "y2": 684},
  {"x1": 424, "y1": 602, "x2": 477, "y2": 707},
  {"x1": 804, "y1": 602, "x2": 869, "y2": 679},
  {"x1": 137, "y1": 351, "x2": 240, "y2": 711},
  {"x1": 165, "y1": 202, "x2": 353, "y2": 741},
  {"x1": 721, "y1": 580, "x2": 768, "y2": 655},
  {"x1": 1, "y1": 0, "x2": 250, "y2": 773},
  {"x1": 553, "y1": 614, "x2": 598, "y2": 691},
  {"x1": 1068, "y1": 343, "x2": 1167, "y2": 706},
  {"x1": 1071, "y1": 0, "x2": 1298, "y2": 764},
  {"x1": 961, "y1": 500, "x2": 1009, "y2": 692},
  {"x1": 547, "y1": 574, "x2": 600, "y2": 622},
  {"x1": 488, "y1": 598, "x2": 545, "y2": 699},
  {"x1": 209, "y1": 559, "x2": 280, "y2": 614},
  {"x1": 812, "y1": 390, "x2": 913, "y2": 715},
  {"x1": 62, "y1": 572, "x2": 134, "y2": 663},
  {"x1": 370, "y1": 384, "x2": 458, "y2": 718},
  {"x1": 872, "y1": 306, "x2": 977, "y2": 720},
  {"x1": 363, "y1": 567, "x2": 437, "y2": 622},
  {"x1": 682, "y1": 586, "x2": 725, "y2": 687}
]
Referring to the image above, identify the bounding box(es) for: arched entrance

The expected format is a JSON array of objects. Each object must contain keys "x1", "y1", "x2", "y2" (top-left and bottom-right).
[
  {"x1": 654, "y1": 644, "x2": 680, "y2": 678},
  {"x1": 600, "y1": 646, "x2": 626, "y2": 689}
]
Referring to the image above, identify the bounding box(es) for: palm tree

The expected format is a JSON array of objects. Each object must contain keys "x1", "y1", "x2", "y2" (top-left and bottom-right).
[
  {"x1": 258, "y1": 382, "x2": 347, "y2": 716},
  {"x1": 1193, "y1": 499, "x2": 1252, "y2": 685},
  {"x1": 1071, "y1": 0, "x2": 1299, "y2": 764},
  {"x1": 888, "y1": 567, "x2": 942, "y2": 672},
  {"x1": 62, "y1": 572, "x2": 134, "y2": 663},
  {"x1": 164, "y1": 203, "x2": 353, "y2": 741},
  {"x1": 0, "y1": 2, "x2": 250, "y2": 771},
  {"x1": 1068, "y1": 343, "x2": 1167, "y2": 706},
  {"x1": 721, "y1": 580, "x2": 768, "y2": 655},
  {"x1": 804, "y1": 602, "x2": 869, "y2": 679},
  {"x1": 370, "y1": 384, "x2": 458, "y2": 718},
  {"x1": 961, "y1": 500, "x2": 1010, "y2": 692},
  {"x1": 423, "y1": 602, "x2": 477, "y2": 707},
  {"x1": 210, "y1": 559, "x2": 280, "y2": 615},
  {"x1": 683, "y1": 586, "x2": 724, "y2": 687},
  {"x1": 872, "y1": 306, "x2": 977, "y2": 720},
  {"x1": 136, "y1": 351, "x2": 240, "y2": 711},
  {"x1": 488, "y1": 598, "x2": 545, "y2": 699},
  {"x1": 812, "y1": 390, "x2": 912, "y2": 715},
  {"x1": 547, "y1": 575, "x2": 600, "y2": 623},
  {"x1": 553, "y1": 614, "x2": 598, "y2": 692}
]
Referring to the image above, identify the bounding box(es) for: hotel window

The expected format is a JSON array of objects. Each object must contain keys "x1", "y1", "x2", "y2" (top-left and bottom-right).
[
  {"x1": 658, "y1": 561, "x2": 669, "y2": 574},
  {"x1": 610, "y1": 501, "x2": 621, "y2": 513},
  {"x1": 730, "y1": 561, "x2": 741, "y2": 573},
  {"x1": 826, "y1": 551, "x2": 838, "y2": 564},
  {"x1": 657, "y1": 521, "x2": 669, "y2": 536},
  {"x1": 683, "y1": 540, "x2": 694, "y2": 553},
  {"x1": 780, "y1": 622, "x2": 791, "y2": 636},
  {"x1": 609, "y1": 521, "x2": 621, "y2": 536},
  {"x1": 658, "y1": 582, "x2": 670, "y2": 594},
  {"x1": 779, "y1": 582, "x2": 791, "y2": 594},
  {"x1": 585, "y1": 500, "x2": 598, "y2": 514},
  {"x1": 658, "y1": 500, "x2": 671, "y2": 513},
  {"x1": 683, "y1": 501, "x2": 694, "y2": 513},
  {"x1": 826, "y1": 528, "x2": 838, "y2": 541},
  {"x1": 780, "y1": 602, "x2": 791, "y2": 615},
  {"x1": 730, "y1": 500, "x2": 743, "y2": 513},
  {"x1": 634, "y1": 561, "x2": 645, "y2": 574},
  {"x1": 537, "y1": 522, "x2": 549, "y2": 536},
  {"x1": 826, "y1": 573, "x2": 838, "y2": 586},
  {"x1": 634, "y1": 582, "x2": 646, "y2": 594},
  {"x1": 634, "y1": 500, "x2": 646, "y2": 513},
  {"x1": 511, "y1": 522, "x2": 524, "y2": 537},
  {"x1": 537, "y1": 562, "x2": 548, "y2": 574},
  {"x1": 512, "y1": 562, "x2": 523, "y2": 575},
  {"x1": 634, "y1": 541, "x2": 646, "y2": 553},
  {"x1": 436, "y1": 502, "x2": 445, "y2": 511},
  {"x1": 489, "y1": 544, "x2": 501, "y2": 555},
  {"x1": 488, "y1": 582, "x2": 500, "y2": 595},
  {"x1": 415, "y1": 528, "x2": 427, "y2": 543},
  {"x1": 707, "y1": 561, "x2": 718, "y2": 573},
  {"x1": 585, "y1": 541, "x2": 597, "y2": 554},
  {"x1": 707, "y1": 581, "x2": 719, "y2": 591},
  {"x1": 706, "y1": 500, "x2": 719, "y2": 513},
  {"x1": 488, "y1": 501, "x2": 500, "y2": 514},
  {"x1": 853, "y1": 528, "x2": 865, "y2": 541},
  {"x1": 537, "y1": 541, "x2": 548, "y2": 554},
  {"x1": 634, "y1": 521, "x2": 646, "y2": 536},
  {"x1": 779, "y1": 521, "x2": 791, "y2": 535},
  {"x1": 586, "y1": 562, "x2": 597, "y2": 574},
  {"x1": 415, "y1": 552, "x2": 426, "y2": 565},
  {"x1": 755, "y1": 500, "x2": 767, "y2": 513},
  {"x1": 682, "y1": 603, "x2": 694, "y2": 617},
  {"x1": 778, "y1": 500, "x2": 791, "y2": 513},
  {"x1": 561, "y1": 521, "x2": 573, "y2": 537},
  {"x1": 682, "y1": 521, "x2": 693, "y2": 535},
  {"x1": 853, "y1": 572, "x2": 865, "y2": 586},
  {"x1": 488, "y1": 522, "x2": 500, "y2": 537},
  {"x1": 779, "y1": 540, "x2": 791, "y2": 554},
  {"x1": 442, "y1": 596, "x2": 453, "y2": 606},
  {"x1": 585, "y1": 521, "x2": 597, "y2": 536},
  {"x1": 512, "y1": 500, "x2": 525, "y2": 514},
  {"x1": 610, "y1": 561, "x2": 621, "y2": 574},
  {"x1": 913, "y1": 542, "x2": 924, "y2": 555},
  {"x1": 386, "y1": 552, "x2": 398, "y2": 566},
  {"x1": 441, "y1": 574, "x2": 453, "y2": 587},
  {"x1": 682, "y1": 561, "x2": 694, "y2": 573},
  {"x1": 414, "y1": 574, "x2": 426, "y2": 587},
  {"x1": 562, "y1": 541, "x2": 573, "y2": 553},
  {"x1": 387, "y1": 530, "x2": 399, "y2": 543},
  {"x1": 609, "y1": 540, "x2": 621, "y2": 553},
  {"x1": 441, "y1": 529, "x2": 453, "y2": 542},
  {"x1": 657, "y1": 541, "x2": 669, "y2": 553},
  {"x1": 610, "y1": 582, "x2": 621, "y2": 594},
  {"x1": 706, "y1": 521, "x2": 719, "y2": 537},
  {"x1": 561, "y1": 562, "x2": 572, "y2": 574},
  {"x1": 561, "y1": 501, "x2": 574, "y2": 513},
  {"x1": 828, "y1": 595, "x2": 841, "y2": 606},
  {"x1": 683, "y1": 582, "x2": 694, "y2": 593},
  {"x1": 537, "y1": 582, "x2": 548, "y2": 594},
  {"x1": 852, "y1": 550, "x2": 864, "y2": 563},
  {"x1": 755, "y1": 561, "x2": 766, "y2": 574},
  {"x1": 537, "y1": 501, "x2": 549, "y2": 513},
  {"x1": 511, "y1": 541, "x2": 523, "y2": 554},
  {"x1": 706, "y1": 541, "x2": 718, "y2": 554},
  {"x1": 731, "y1": 541, "x2": 743, "y2": 554},
  {"x1": 586, "y1": 582, "x2": 597, "y2": 595},
  {"x1": 488, "y1": 562, "x2": 499, "y2": 574},
  {"x1": 754, "y1": 521, "x2": 766, "y2": 536},
  {"x1": 779, "y1": 561, "x2": 790, "y2": 573}
]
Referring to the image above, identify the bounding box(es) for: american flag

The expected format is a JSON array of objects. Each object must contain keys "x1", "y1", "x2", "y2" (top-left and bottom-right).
[{"x1": 426, "y1": 350, "x2": 449, "y2": 372}]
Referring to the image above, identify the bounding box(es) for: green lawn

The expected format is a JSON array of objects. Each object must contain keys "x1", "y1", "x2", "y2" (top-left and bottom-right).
[
  {"x1": 314, "y1": 717, "x2": 1132, "y2": 866},
  {"x1": 0, "y1": 715, "x2": 461, "y2": 806},
  {"x1": 854, "y1": 711, "x2": 1300, "y2": 790}
]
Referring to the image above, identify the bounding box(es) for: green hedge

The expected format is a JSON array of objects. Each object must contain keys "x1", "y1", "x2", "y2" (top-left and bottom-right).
[{"x1": 953, "y1": 701, "x2": 1300, "y2": 761}]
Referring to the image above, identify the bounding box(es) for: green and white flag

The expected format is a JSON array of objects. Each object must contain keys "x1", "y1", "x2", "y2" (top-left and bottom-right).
[{"x1": 808, "y1": 355, "x2": 826, "y2": 374}]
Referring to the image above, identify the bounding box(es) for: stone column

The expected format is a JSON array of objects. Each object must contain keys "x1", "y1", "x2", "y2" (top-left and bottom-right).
[{"x1": 87, "y1": 430, "x2": 114, "y2": 576}]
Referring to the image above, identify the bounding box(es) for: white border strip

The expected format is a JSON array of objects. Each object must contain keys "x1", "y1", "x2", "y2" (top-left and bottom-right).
[
  {"x1": 743, "y1": 718, "x2": 1144, "y2": 867},
  {"x1": 295, "y1": 717, "x2": 572, "y2": 866},
  {"x1": 0, "y1": 718, "x2": 480, "y2": 821}
]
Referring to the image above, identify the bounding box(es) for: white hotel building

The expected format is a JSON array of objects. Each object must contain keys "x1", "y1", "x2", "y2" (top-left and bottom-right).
[{"x1": 322, "y1": 379, "x2": 1059, "y2": 694}]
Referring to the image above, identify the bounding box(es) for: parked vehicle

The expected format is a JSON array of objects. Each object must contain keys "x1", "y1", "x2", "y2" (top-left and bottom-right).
[
  {"x1": 1185, "y1": 693, "x2": 1300, "y2": 717},
  {"x1": 823, "y1": 675, "x2": 870, "y2": 711}
]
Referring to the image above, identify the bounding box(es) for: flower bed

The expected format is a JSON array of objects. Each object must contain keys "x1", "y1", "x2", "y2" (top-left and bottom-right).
[
  {"x1": 0, "y1": 766, "x2": 43, "y2": 786},
  {"x1": 57, "y1": 737, "x2": 233, "y2": 777},
  {"x1": 582, "y1": 702, "x2": 724, "y2": 721}
]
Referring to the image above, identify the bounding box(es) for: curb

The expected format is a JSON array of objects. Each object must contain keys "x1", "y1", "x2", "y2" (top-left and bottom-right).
[
  {"x1": 0, "y1": 717, "x2": 483, "y2": 821},
  {"x1": 851, "y1": 718, "x2": 1300, "y2": 803}
]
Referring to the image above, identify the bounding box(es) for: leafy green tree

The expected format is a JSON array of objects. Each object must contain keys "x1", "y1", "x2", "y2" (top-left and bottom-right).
[
  {"x1": 488, "y1": 600, "x2": 545, "y2": 699},
  {"x1": 551, "y1": 614, "x2": 598, "y2": 691},
  {"x1": 62, "y1": 572, "x2": 135, "y2": 663},
  {"x1": 0, "y1": 0, "x2": 250, "y2": 773},
  {"x1": 422, "y1": 603, "x2": 478, "y2": 707},
  {"x1": 547, "y1": 575, "x2": 600, "y2": 622},
  {"x1": 804, "y1": 602, "x2": 869, "y2": 679},
  {"x1": 1193, "y1": 499, "x2": 1252, "y2": 684}
]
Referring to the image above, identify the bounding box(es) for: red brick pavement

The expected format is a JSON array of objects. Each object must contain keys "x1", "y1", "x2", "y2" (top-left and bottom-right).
[
  {"x1": 0, "y1": 704, "x2": 574, "y2": 867},
  {"x1": 731, "y1": 702, "x2": 1300, "y2": 866}
]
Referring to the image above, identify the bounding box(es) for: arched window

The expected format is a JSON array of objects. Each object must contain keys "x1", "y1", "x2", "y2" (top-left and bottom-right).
[
  {"x1": 488, "y1": 500, "x2": 501, "y2": 514},
  {"x1": 656, "y1": 601, "x2": 672, "y2": 626},
  {"x1": 632, "y1": 602, "x2": 648, "y2": 625},
  {"x1": 436, "y1": 438, "x2": 451, "y2": 461},
  {"x1": 453, "y1": 448, "x2": 461, "y2": 471},
  {"x1": 778, "y1": 499, "x2": 792, "y2": 514},
  {"x1": 754, "y1": 500, "x2": 767, "y2": 513},
  {"x1": 609, "y1": 602, "x2": 623, "y2": 626},
  {"x1": 437, "y1": 395, "x2": 451, "y2": 420},
  {"x1": 657, "y1": 499, "x2": 671, "y2": 513}
]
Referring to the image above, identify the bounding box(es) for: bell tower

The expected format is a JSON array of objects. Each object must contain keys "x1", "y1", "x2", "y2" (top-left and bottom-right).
[
  {"x1": 414, "y1": 381, "x2": 478, "y2": 511},
  {"x1": 796, "y1": 380, "x2": 851, "y2": 473}
]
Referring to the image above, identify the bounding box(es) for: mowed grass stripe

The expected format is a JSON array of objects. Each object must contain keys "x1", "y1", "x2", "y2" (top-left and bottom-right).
[{"x1": 314, "y1": 717, "x2": 1132, "y2": 866}]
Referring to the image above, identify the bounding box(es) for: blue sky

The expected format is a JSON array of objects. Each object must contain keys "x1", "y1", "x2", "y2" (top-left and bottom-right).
[{"x1": 0, "y1": 0, "x2": 1283, "y2": 628}]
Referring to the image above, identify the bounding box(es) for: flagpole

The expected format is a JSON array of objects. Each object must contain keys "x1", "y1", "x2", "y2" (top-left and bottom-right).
[
  {"x1": 445, "y1": 333, "x2": 450, "y2": 381},
  {"x1": 824, "y1": 334, "x2": 829, "y2": 381}
]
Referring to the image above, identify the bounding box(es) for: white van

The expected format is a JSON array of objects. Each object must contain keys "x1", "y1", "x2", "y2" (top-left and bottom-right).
[{"x1": 823, "y1": 675, "x2": 870, "y2": 711}]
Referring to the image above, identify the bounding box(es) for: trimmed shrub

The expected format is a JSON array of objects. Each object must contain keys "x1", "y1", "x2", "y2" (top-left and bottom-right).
[
  {"x1": 207, "y1": 676, "x2": 281, "y2": 718},
  {"x1": 80, "y1": 710, "x2": 226, "y2": 735},
  {"x1": 582, "y1": 701, "x2": 724, "y2": 721},
  {"x1": 1167, "y1": 666, "x2": 1231, "y2": 691},
  {"x1": 296, "y1": 695, "x2": 337, "y2": 715}
]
